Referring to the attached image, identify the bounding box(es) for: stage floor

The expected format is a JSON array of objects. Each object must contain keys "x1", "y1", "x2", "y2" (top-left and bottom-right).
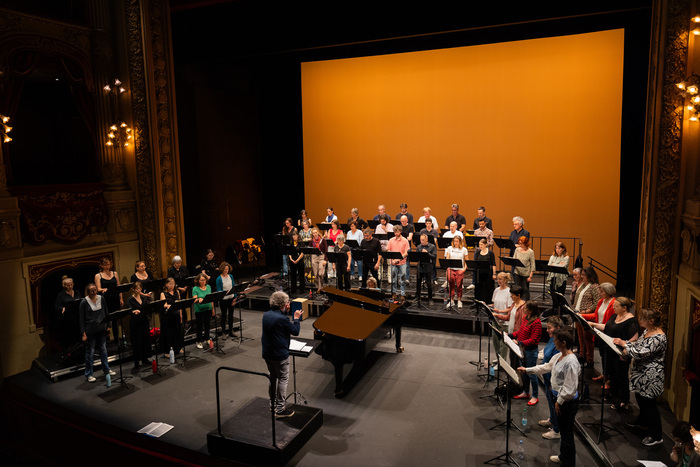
[{"x1": 2, "y1": 306, "x2": 681, "y2": 466}]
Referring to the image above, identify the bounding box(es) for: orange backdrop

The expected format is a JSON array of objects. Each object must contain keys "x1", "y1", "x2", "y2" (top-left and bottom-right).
[{"x1": 301, "y1": 29, "x2": 625, "y2": 280}]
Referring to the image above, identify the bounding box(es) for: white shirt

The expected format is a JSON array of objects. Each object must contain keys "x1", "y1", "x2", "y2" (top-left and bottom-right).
[
  {"x1": 418, "y1": 215, "x2": 438, "y2": 226},
  {"x1": 492, "y1": 287, "x2": 515, "y2": 332},
  {"x1": 527, "y1": 353, "x2": 581, "y2": 405},
  {"x1": 445, "y1": 246, "x2": 468, "y2": 269}
]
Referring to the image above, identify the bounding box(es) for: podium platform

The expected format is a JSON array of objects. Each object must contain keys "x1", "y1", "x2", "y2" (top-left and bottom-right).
[{"x1": 207, "y1": 396, "x2": 323, "y2": 465}]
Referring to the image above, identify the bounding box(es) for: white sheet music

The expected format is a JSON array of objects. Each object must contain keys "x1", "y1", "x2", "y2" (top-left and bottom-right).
[
  {"x1": 138, "y1": 422, "x2": 174, "y2": 438},
  {"x1": 498, "y1": 355, "x2": 523, "y2": 386},
  {"x1": 593, "y1": 329, "x2": 623, "y2": 356},
  {"x1": 503, "y1": 333, "x2": 523, "y2": 359},
  {"x1": 290, "y1": 339, "x2": 313, "y2": 353}
]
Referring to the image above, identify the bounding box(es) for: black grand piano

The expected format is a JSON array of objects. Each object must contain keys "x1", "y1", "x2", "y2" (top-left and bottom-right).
[{"x1": 313, "y1": 287, "x2": 403, "y2": 398}]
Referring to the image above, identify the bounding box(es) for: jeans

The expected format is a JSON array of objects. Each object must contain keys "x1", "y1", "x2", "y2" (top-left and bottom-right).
[
  {"x1": 544, "y1": 379, "x2": 560, "y2": 432},
  {"x1": 85, "y1": 331, "x2": 110, "y2": 377},
  {"x1": 281, "y1": 255, "x2": 289, "y2": 276},
  {"x1": 391, "y1": 263, "x2": 407, "y2": 296},
  {"x1": 522, "y1": 348, "x2": 539, "y2": 398},
  {"x1": 265, "y1": 357, "x2": 290, "y2": 414},
  {"x1": 350, "y1": 257, "x2": 363, "y2": 278}
]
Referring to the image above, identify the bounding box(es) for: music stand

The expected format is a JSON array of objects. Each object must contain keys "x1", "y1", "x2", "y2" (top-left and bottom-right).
[
  {"x1": 201, "y1": 291, "x2": 226, "y2": 354},
  {"x1": 436, "y1": 237, "x2": 454, "y2": 249},
  {"x1": 438, "y1": 258, "x2": 463, "y2": 313},
  {"x1": 480, "y1": 321, "x2": 506, "y2": 409},
  {"x1": 325, "y1": 252, "x2": 344, "y2": 289},
  {"x1": 408, "y1": 250, "x2": 430, "y2": 310},
  {"x1": 170, "y1": 298, "x2": 196, "y2": 366},
  {"x1": 486, "y1": 355, "x2": 525, "y2": 466},
  {"x1": 141, "y1": 299, "x2": 165, "y2": 375},
  {"x1": 413, "y1": 222, "x2": 426, "y2": 231},
  {"x1": 345, "y1": 239, "x2": 360, "y2": 249},
  {"x1": 231, "y1": 282, "x2": 256, "y2": 345},
  {"x1": 469, "y1": 299, "x2": 494, "y2": 381},
  {"x1": 566, "y1": 304, "x2": 600, "y2": 405},
  {"x1": 535, "y1": 260, "x2": 569, "y2": 301},
  {"x1": 494, "y1": 238, "x2": 516, "y2": 270},
  {"x1": 583, "y1": 328, "x2": 623, "y2": 443},
  {"x1": 99, "y1": 307, "x2": 133, "y2": 388},
  {"x1": 367, "y1": 219, "x2": 379, "y2": 229}
]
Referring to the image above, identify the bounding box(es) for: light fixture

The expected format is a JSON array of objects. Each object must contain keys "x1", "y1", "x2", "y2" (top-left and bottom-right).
[
  {"x1": 0, "y1": 114, "x2": 11, "y2": 143},
  {"x1": 103, "y1": 78, "x2": 133, "y2": 147},
  {"x1": 676, "y1": 72, "x2": 700, "y2": 122}
]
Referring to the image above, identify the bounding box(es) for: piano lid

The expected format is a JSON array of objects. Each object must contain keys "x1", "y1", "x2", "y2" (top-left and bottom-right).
[
  {"x1": 320, "y1": 287, "x2": 396, "y2": 314},
  {"x1": 313, "y1": 301, "x2": 395, "y2": 341}
]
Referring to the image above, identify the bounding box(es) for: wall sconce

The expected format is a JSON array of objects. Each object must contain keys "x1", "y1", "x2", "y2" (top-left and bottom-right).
[
  {"x1": 677, "y1": 74, "x2": 700, "y2": 121},
  {"x1": 102, "y1": 78, "x2": 132, "y2": 147},
  {"x1": 0, "y1": 114, "x2": 11, "y2": 143}
]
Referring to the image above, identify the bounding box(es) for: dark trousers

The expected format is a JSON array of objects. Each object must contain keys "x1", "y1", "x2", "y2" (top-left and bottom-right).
[
  {"x1": 336, "y1": 267, "x2": 350, "y2": 290},
  {"x1": 416, "y1": 270, "x2": 433, "y2": 300},
  {"x1": 635, "y1": 393, "x2": 662, "y2": 440},
  {"x1": 195, "y1": 310, "x2": 211, "y2": 343},
  {"x1": 558, "y1": 397, "x2": 580, "y2": 466},
  {"x1": 130, "y1": 319, "x2": 151, "y2": 365},
  {"x1": 361, "y1": 261, "x2": 379, "y2": 288},
  {"x1": 161, "y1": 313, "x2": 181, "y2": 354},
  {"x1": 607, "y1": 351, "x2": 631, "y2": 405},
  {"x1": 220, "y1": 298, "x2": 235, "y2": 335},
  {"x1": 289, "y1": 261, "x2": 305, "y2": 293},
  {"x1": 513, "y1": 274, "x2": 530, "y2": 300}
]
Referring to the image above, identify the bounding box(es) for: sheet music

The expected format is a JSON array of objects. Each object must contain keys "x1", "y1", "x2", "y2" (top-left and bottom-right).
[
  {"x1": 593, "y1": 329, "x2": 623, "y2": 356},
  {"x1": 138, "y1": 422, "x2": 174, "y2": 438},
  {"x1": 290, "y1": 339, "x2": 313, "y2": 353},
  {"x1": 503, "y1": 333, "x2": 523, "y2": 359},
  {"x1": 498, "y1": 355, "x2": 523, "y2": 386}
]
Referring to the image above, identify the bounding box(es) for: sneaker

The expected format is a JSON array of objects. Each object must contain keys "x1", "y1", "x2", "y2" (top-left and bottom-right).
[
  {"x1": 359, "y1": 276, "x2": 362, "y2": 281},
  {"x1": 641, "y1": 436, "x2": 663, "y2": 447},
  {"x1": 542, "y1": 429, "x2": 561, "y2": 439},
  {"x1": 539, "y1": 419, "x2": 552, "y2": 428},
  {"x1": 87, "y1": 376, "x2": 96, "y2": 383},
  {"x1": 108, "y1": 370, "x2": 116, "y2": 376},
  {"x1": 550, "y1": 455, "x2": 560, "y2": 464},
  {"x1": 457, "y1": 300, "x2": 463, "y2": 309},
  {"x1": 196, "y1": 342, "x2": 203, "y2": 349},
  {"x1": 466, "y1": 284, "x2": 475, "y2": 290},
  {"x1": 450, "y1": 299, "x2": 455, "y2": 307},
  {"x1": 275, "y1": 408, "x2": 295, "y2": 419}
]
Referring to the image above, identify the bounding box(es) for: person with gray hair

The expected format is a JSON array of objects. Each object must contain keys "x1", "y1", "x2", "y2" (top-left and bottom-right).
[
  {"x1": 444, "y1": 203, "x2": 467, "y2": 231},
  {"x1": 508, "y1": 216, "x2": 530, "y2": 256},
  {"x1": 262, "y1": 291, "x2": 302, "y2": 419},
  {"x1": 167, "y1": 255, "x2": 190, "y2": 298}
]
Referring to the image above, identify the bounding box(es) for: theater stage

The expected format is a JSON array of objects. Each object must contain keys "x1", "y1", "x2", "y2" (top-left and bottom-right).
[{"x1": 0, "y1": 307, "x2": 680, "y2": 466}]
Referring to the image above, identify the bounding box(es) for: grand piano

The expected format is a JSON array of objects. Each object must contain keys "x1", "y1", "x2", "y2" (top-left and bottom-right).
[{"x1": 313, "y1": 287, "x2": 403, "y2": 398}]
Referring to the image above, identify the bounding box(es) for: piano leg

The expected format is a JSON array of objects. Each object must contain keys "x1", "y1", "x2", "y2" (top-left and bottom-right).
[
  {"x1": 394, "y1": 325, "x2": 404, "y2": 353},
  {"x1": 334, "y1": 362, "x2": 346, "y2": 398}
]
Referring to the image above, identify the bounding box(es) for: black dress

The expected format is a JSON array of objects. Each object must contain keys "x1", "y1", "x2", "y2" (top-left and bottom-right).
[
  {"x1": 99, "y1": 272, "x2": 121, "y2": 339},
  {"x1": 161, "y1": 290, "x2": 182, "y2": 355},
  {"x1": 53, "y1": 290, "x2": 82, "y2": 353},
  {"x1": 474, "y1": 250, "x2": 496, "y2": 304},
  {"x1": 603, "y1": 315, "x2": 639, "y2": 406},
  {"x1": 335, "y1": 244, "x2": 351, "y2": 291},
  {"x1": 127, "y1": 295, "x2": 152, "y2": 367},
  {"x1": 288, "y1": 241, "x2": 305, "y2": 293}
]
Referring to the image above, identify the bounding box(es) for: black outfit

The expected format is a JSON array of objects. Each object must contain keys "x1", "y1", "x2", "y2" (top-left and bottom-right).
[
  {"x1": 419, "y1": 228, "x2": 439, "y2": 282},
  {"x1": 395, "y1": 212, "x2": 414, "y2": 224},
  {"x1": 444, "y1": 213, "x2": 467, "y2": 229},
  {"x1": 416, "y1": 243, "x2": 436, "y2": 301},
  {"x1": 472, "y1": 216, "x2": 493, "y2": 230},
  {"x1": 126, "y1": 295, "x2": 152, "y2": 368},
  {"x1": 198, "y1": 259, "x2": 219, "y2": 286},
  {"x1": 474, "y1": 249, "x2": 496, "y2": 304},
  {"x1": 288, "y1": 241, "x2": 306, "y2": 294},
  {"x1": 335, "y1": 244, "x2": 351, "y2": 290},
  {"x1": 99, "y1": 273, "x2": 121, "y2": 339},
  {"x1": 346, "y1": 217, "x2": 368, "y2": 230},
  {"x1": 359, "y1": 237, "x2": 382, "y2": 288},
  {"x1": 167, "y1": 265, "x2": 190, "y2": 298},
  {"x1": 130, "y1": 272, "x2": 154, "y2": 297},
  {"x1": 508, "y1": 228, "x2": 531, "y2": 255},
  {"x1": 161, "y1": 290, "x2": 181, "y2": 355},
  {"x1": 603, "y1": 316, "x2": 639, "y2": 406},
  {"x1": 53, "y1": 290, "x2": 82, "y2": 354}
]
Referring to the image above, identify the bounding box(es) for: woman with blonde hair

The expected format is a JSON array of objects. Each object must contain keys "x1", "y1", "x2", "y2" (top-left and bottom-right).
[
  {"x1": 491, "y1": 271, "x2": 514, "y2": 358},
  {"x1": 445, "y1": 235, "x2": 468, "y2": 309},
  {"x1": 309, "y1": 227, "x2": 328, "y2": 293}
]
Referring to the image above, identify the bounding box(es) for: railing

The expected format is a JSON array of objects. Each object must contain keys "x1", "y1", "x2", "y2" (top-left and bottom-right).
[
  {"x1": 492, "y1": 235, "x2": 583, "y2": 273},
  {"x1": 214, "y1": 366, "x2": 278, "y2": 449}
]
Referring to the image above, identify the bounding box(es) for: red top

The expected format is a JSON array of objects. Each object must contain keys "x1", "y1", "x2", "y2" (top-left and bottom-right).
[{"x1": 512, "y1": 317, "x2": 542, "y2": 349}]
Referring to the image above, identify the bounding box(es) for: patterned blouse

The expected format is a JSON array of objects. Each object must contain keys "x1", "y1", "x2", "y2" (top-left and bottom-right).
[
  {"x1": 627, "y1": 330, "x2": 667, "y2": 398},
  {"x1": 573, "y1": 282, "x2": 599, "y2": 313}
]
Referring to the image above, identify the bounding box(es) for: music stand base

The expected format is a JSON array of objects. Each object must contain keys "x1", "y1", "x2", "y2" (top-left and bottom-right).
[{"x1": 484, "y1": 451, "x2": 520, "y2": 467}]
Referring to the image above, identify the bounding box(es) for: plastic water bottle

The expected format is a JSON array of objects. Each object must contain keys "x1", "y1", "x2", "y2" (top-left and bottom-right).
[
  {"x1": 483, "y1": 357, "x2": 488, "y2": 369},
  {"x1": 521, "y1": 408, "x2": 528, "y2": 430},
  {"x1": 489, "y1": 363, "x2": 495, "y2": 378},
  {"x1": 169, "y1": 347, "x2": 175, "y2": 364},
  {"x1": 106, "y1": 372, "x2": 112, "y2": 387},
  {"x1": 517, "y1": 439, "x2": 525, "y2": 460},
  {"x1": 152, "y1": 359, "x2": 158, "y2": 373}
]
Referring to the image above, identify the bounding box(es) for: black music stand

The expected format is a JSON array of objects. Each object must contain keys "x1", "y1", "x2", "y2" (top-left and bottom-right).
[
  {"x1": 480, "y1": 321, "x2": 506, "y2": 409},
  {"x1": 201, "y1": 291, "x2": 226, "y2": 354},
  {"x1": 367, "y1": 219, "x2": 379, "y2": 229},
  {"x1": 345, "y1": 239, "x2": 360, "y2": 249},
  {"x1": 325, "y1": 252, "x2": 344, "y2": 289},
  {"x1": 493, "y1": 238, "x2": 516, "y2": 270},
  {"x1": 464, "y1": 259, "x2": 492, "y2": 312},
  {"x1": 438, "y1": 258, "x2": 463, "y2": 313},
  {"x1": 141, "y1": 299, "x2": 165, "y2": 375},
  {"x1": 413, "y1": 222, "x2": 426, "y2": 231},
  {"x1": 584, "y1": 328, "x2": 623, "y2": 443},
  {"x1": 381, "y1": 251, "x2": 404, "y2": 299},
  {"x1": 100, "y1": 308, "x2": 133, "y2": 388},
  {"x1": 535, "y1": 260, "x2": 569, "y2": 301},
  {"x1": 170, "y1": 298, "x2": 196, "y2": 366},
  {"x1": 486, "y1": 355, "x2": 524, "y2": 466},
  {"x1": 469, "y1": 299, "x2": 494, "y2": 381},
  {"x1": 231, "y1": 282, "x2": 255, "y2": 345},
  {"x1": 407, "y1": 250, "x2": 430, "y2": 310},
  {"x1": 566, "y1": 303, "x2": 600, "y2": 405},
  {"x1": 287, "y1": 338, "x2": 318, "y2": 405}
]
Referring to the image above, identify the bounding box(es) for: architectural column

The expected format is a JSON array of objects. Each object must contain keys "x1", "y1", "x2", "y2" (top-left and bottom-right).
[
  {"x1": 0, "y1": 142, "x2": 22, "y2": 259},
  {"x1": 124, "y1": 0, "x2": 186, "y2": 275}
]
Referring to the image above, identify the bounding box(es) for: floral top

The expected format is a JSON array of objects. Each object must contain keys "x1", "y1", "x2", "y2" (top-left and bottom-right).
[{"x1": 627, "y1": 330, "x2": 667, "y2": 398}]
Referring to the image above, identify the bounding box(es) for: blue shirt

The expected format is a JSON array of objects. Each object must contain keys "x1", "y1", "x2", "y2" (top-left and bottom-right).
[
  {"x1": 542, "y1": 337, "x2": 561, "y2": 387},
  {"x1": 261, "y1": 309, "x2": 300, "y2": 361},
  {"x1": 509, "y1": 227, "x2": 531, "y2": 254}
]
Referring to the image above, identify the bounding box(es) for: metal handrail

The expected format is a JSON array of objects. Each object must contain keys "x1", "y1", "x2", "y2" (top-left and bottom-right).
[
  {"x1": 586, "y1": 256, "x2": 618, "y2": 282},
  {"x1": 215, "y1": 366, "x2": 278, "y2": 449},
  {"x1": 492, "y1": 235, "x2": 582, "y2": 273}
]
